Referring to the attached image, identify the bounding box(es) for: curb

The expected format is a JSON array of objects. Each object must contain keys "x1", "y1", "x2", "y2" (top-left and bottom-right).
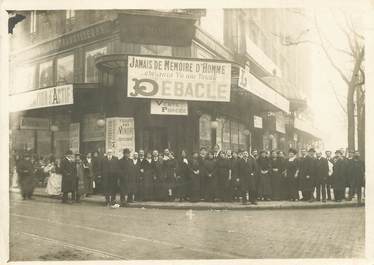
[{"x1": 10, "y1": 189, "x2": 364, "y2": 211}]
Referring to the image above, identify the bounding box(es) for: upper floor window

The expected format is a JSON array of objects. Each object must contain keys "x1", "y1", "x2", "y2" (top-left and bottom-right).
[
  {"x1": 57, "y1": 54, "x2": 74, "y2": 85},
  {"x1": 39, "y1": 60, "x2": 54, "y2": 88},
  {"x1": 30, "y1": 11, "x2": 37, "y2": 33},
  {"x1": 66, "y1": 10, "x2": 75, "y2": 20},
  {"x1": 85, "y1": 47, "x2": 107, "y2": 83},
  {"x1": 13, "y1": 64, "x2": 35, "y2": 94}
]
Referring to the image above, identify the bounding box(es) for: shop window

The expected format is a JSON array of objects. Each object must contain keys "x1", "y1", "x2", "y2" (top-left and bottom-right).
[
  {"x1": 14, "y1": 64, "x2": 35, "y2": 93},
  {"x1": 230, "y1": 120, "x2": 239, "y2": 151},
  {"x1": 39, "y1": 60, "x2": 54, "y2": 88},
  {"x1": 57, "y1": 54, "x2": 74, "y2": 85},
  {"x1": 85, "y1": 46, "x2": 107, "y2": 83}
]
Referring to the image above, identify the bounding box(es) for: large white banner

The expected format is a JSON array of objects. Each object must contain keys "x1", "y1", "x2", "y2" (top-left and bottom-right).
[
  {"x1": 150, "y1": 99, "x2": 188, "y2": 115},
  {"x1": 10, "y1": 84, "x2": 74, "y2": 112},
  {"x1": 105, "y1": 117, "x2": 135, "y2": 159},
  {"x1": 238, "y1": 67, "x2": 289, "y2": 113},
  {"x1": 127, "y1": 56, "x2": 231, "y2": 102}
]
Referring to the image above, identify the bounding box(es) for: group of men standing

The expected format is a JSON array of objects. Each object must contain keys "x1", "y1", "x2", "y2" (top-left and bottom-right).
[{"x1": 57, "y1": 145, "x2": 365, "y2": 207}]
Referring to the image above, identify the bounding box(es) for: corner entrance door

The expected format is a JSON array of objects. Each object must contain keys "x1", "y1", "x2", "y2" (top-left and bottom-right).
[{"x1": 143, "y1": 127, "x2": 168, "y2": 152}]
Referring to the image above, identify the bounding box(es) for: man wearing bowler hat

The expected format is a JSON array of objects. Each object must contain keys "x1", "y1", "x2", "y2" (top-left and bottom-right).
[
  {"x1": 299, "y1": 148, "x2": 317, "y2": 202},
  {"x1": 101, "y1": 149, "x2": 120, "y2": 206}
]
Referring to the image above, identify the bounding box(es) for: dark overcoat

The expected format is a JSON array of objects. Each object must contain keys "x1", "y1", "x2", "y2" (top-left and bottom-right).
[
  {"x1": 61, "y1": 157, "x2": 76, "y2": 193},
  {"x1": 101, "y1": 156, "x2": 120, "y2": 195},
  {"x1": 332, "y1": 158, "x2": 348, "y2": 190},
  {"x1": 17, "y1": 158, "x2": 35, "y2": 195},
  {"x1": 315, "y1": 157, "x2": 329, "y2": 185},
  {"x1": 239, "y1": 157, "x2": 257, "y2": 193},
  {"x1": 298, "y1": 156, "x2": 316, "y2": 191}
]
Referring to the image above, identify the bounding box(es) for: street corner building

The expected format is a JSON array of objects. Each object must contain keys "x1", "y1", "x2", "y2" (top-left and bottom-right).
[{"x1": 8, "y1": 9, "x2": 322, "y2": 159}]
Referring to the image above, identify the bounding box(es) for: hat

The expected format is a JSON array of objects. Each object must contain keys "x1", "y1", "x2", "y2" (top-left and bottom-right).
[
  {"x1": 107, "y1": 149, "x2": 113, "y2": 153},
  {"x1": 308, "y1": 148, "x2": 316, "y2": 153},
  {"x1": 288, "y1": 148, "x2": 297, "y2": 155},
  {"x1": 123, "y1": 148, "x2": 130, "y2": 154},
  {"x1": 65, "y1": 150, "x2": 73, "y2": 155},
  {"x1": 335, "y1": 150, "x2": 342, "y2": 155}
]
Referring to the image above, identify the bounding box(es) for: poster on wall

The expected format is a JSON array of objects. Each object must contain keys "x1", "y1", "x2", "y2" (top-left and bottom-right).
[
  {"x1": 127, "y1": 55, "x2": 231, "y2": 102},
  {"x1": 69, "y1": 123, "x2": 80, "y2": 154},
  {"x1": 105, "y1": 117, "x2": 135, "y2": 158}
]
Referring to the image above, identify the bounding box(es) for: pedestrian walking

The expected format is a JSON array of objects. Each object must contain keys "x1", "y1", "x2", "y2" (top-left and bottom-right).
[
  {"x1": 61, "y1": 150, "x2": 76, "y2": 204},
  {"x1": 299, "y1": 148, "x2": 316, "y2": 202},
  {"x1": 16, "y1": 152, "x2": 35, "y2": 200},
  {"x1": 284, "y1": 148, "x2": 300, "y2": 201},
  {"x1": 315, "y1": 151, "x2": 329, "y2": 202},
  {"x1": 256, "y1": 150, "x2": 272, "y2": 201},
  {"x1": 332, "y1": 150, "x2": 347, "y2": 202},
  {"x1": 101, "y1": 149, "x2": 120, "y2": 206},
  {"x1": 189, "y1": 152, "x2": 201, "y2": 202},
  {"x1": 239, "y1": 151, "x2": 257, "y2": 204}
]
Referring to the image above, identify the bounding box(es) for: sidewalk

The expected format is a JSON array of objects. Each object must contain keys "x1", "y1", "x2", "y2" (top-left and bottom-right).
[{"x1": 10, "y1": 187, "x2": 364, "y2": 210}]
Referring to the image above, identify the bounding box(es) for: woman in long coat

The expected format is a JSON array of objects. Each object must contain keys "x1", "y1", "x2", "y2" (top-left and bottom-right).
[
  {"x1": 257, "y1": 151, "x2": 272, "y2": 201},
  {"x1": 189, "y1": 152, "x2": 201, "y2": 202},
  {"x1": 284, "y1": 149, "x2": 300, "y2": 201},
  {"x1": 175, "y1": 150, "x2": 190, "y2": 201},
  {"x1": 215, "y1": 152, "x2": 231, "y2": 202},
  {"x1": 164, "y1": 152, "x2": 177, "y2": 201},
  {"x1": 203, "y1": 152, "x2": 217, "y2": 202},
  {"x1": 75, "y1": 154, "x2": 88, "y2": 202},
  {"x1": 269, "y1": 150, "x2": 283, "y2": 200},
  {"x1": 17, "y1": 153, "x2": 35, "y2": 200},
  {"x1": 143, "y1": 152, "x2": 154, "y2": 201}
]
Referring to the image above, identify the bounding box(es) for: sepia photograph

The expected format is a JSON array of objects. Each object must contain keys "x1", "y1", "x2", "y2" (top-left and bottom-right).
[{"x1": 1, "y1": 0, "x2": 372, "y2": 262}]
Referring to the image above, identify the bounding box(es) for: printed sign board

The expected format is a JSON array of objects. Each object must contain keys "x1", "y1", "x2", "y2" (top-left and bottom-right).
[
  {"x1": 150, "y1": 99, "x2": 188, "y2": 115},
  {"x1": 105, "y1": 117, "x2": 135, "y2": 159},
  {"x1": 127, "y1": 56, "x2": 231, "y2": 102}
]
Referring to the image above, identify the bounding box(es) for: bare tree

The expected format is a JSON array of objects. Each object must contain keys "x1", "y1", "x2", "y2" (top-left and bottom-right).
[{"x1": 274, "y1": 10, "x2": 365, "y2": 155}]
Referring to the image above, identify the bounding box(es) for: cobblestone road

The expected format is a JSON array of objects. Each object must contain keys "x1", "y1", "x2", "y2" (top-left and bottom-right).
[{"x1": 9, "y1": 194, "x2": 365, "y2": 260}]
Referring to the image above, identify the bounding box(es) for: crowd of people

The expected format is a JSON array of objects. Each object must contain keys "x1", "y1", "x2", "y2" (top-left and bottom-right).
[{"x1": 13, "y1": 144, "x2": 365, "y2": 207}]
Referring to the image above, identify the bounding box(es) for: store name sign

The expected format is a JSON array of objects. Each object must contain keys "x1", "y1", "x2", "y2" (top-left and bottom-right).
[
  {"x1": 238, "y1": 67, "x2": 289, "y2": 113},
  {"x1": 20, "y1": 117, "x2": 50, "y2": 130},
  {"x1": 150, "y1": 99, "x2": 188, "y2": 115},
  {"x1": 10, "y1": 84, "x2": 73, "y2": 112},
  {"x1": 127, "y1": 56, "x2": 231, "y2": 102}
]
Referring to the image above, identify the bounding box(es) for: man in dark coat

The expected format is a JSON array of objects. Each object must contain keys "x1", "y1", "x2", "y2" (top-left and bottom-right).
[
  {"x1": 61, "y1": 150, "x2": 76, "y2": 203},
  {"x1": 136, "y1": 150, "x2": 145, "y2": 201},
  {"x1": 198, "y1": 147, "x2": 207, "y2": 200},
  {"x1": 16, "y1": 152, "x2": 35, "y2": 200},
  {"x1": 299, "y1": 148, "x2": 317, "y2": 202},
  {"x1": 315, "y1": 151, "x2": 329, "y2": 202},
  {"x1": 239, "y1": 151, "x2": 257, "y2": 205},
  {"x1": 92, "y1": 151, "x2": 103, "y2": 194},
  {"x1": 349, "y1": 151, "x2": 365, "y2": 204},
  {"x1": 325, "y1": 150, "x2": 334, "y2": 200},
  {"x1": 101, "y1": 149, "x2": 120, "y2": 206},
  {"x1": 119, "y1": 148, "x2": 131, "y2": 205},
  {"x1": 332, "y1": 150, "x2": 347, "y2": 202}
]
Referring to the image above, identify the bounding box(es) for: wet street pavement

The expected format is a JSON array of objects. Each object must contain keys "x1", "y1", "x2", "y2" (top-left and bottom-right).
[{"x1": 9, "y1": 193, "x2": 365, "y2": 261}]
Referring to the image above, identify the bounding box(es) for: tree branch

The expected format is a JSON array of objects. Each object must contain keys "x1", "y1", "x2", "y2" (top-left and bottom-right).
[
  {"x1": 314, "y1": 14, "x2": 350, "y2": 85},
  {"x1": 329, "y1": 80, "x2": 347, "y2": 114}
]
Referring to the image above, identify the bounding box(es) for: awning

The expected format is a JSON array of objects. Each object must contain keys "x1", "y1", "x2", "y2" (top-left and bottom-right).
[{"x1": 261, "y1": 76, "x2": 307, "y2": 111}]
